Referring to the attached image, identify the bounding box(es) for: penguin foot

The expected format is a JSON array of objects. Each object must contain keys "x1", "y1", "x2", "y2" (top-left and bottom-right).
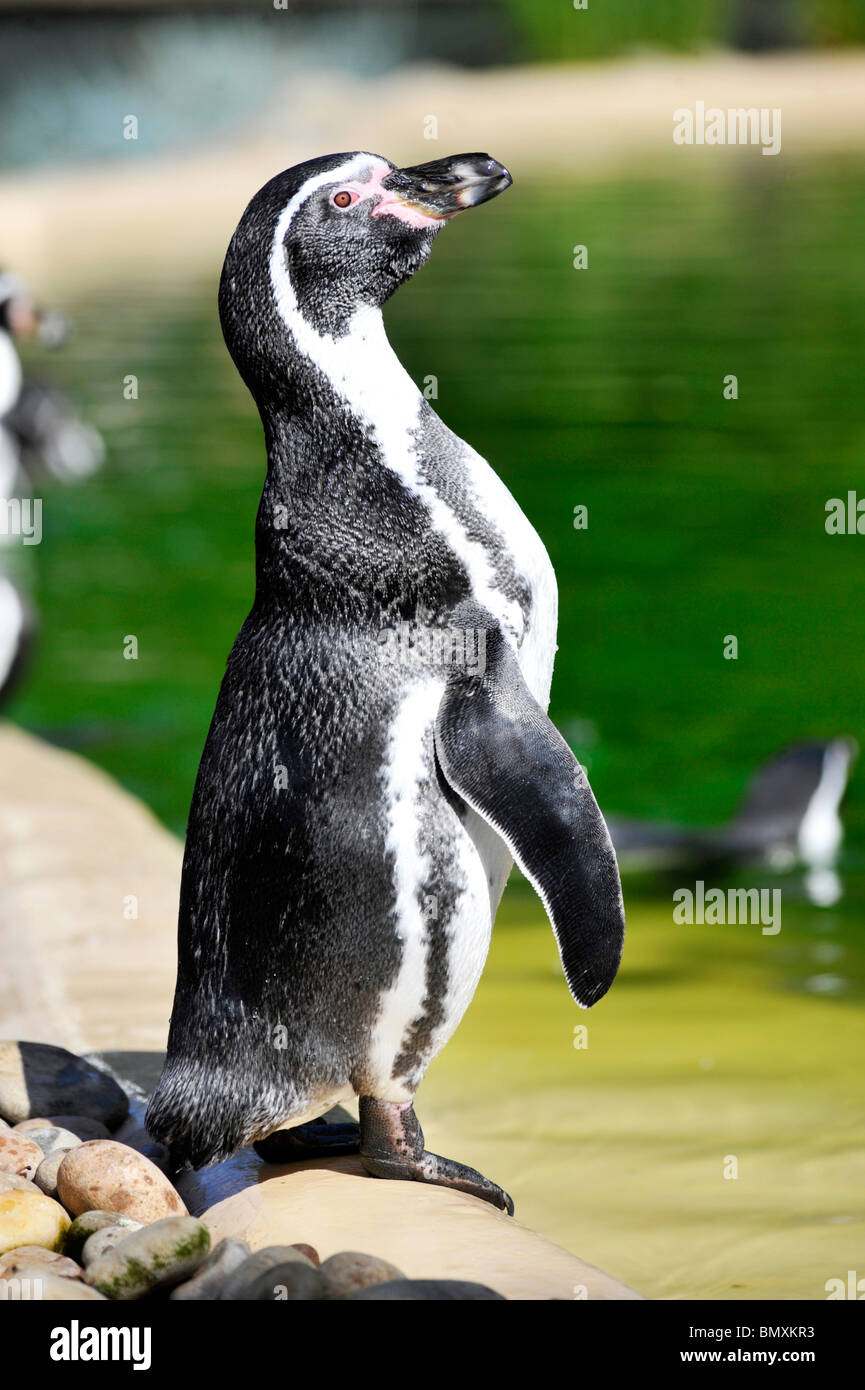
[
  {"x1": 358, "y1": 1096, "x2": 514, "y2": 1216},
  {"x1": 254, "y1": 1116, "x2": 361, "y2": 1162}
]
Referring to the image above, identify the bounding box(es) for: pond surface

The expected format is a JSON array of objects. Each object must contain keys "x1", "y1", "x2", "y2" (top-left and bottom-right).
[{"x1": 9, "y1": 157, "x2": 865, "y2": 1297}]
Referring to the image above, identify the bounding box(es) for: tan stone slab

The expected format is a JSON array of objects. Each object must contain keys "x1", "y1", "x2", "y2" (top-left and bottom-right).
[
  {"x1": 203, "y1": 1156, "x2": 642, "y2": 1301},
  {"x1": 0, "y1": 724, "x2": 180, "y2": 1054}
]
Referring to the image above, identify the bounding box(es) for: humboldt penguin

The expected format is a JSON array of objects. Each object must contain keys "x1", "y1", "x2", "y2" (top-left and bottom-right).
[{"x1": 147, "y1": 152, "x2": 626, "y2": 1213}]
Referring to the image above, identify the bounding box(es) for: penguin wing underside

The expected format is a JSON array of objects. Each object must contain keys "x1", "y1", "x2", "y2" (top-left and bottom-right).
[{"x1": 434, "y1": 620, "x2": 625, "y2": 1008}]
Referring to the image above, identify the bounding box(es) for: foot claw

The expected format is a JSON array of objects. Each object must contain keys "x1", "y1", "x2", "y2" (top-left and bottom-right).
[{"x1": 358, "y1": 1096, "x2": 514, "y2": 1216}]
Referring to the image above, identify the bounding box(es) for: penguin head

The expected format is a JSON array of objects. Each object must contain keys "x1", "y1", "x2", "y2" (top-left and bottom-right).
[{"x1": 219, "y1": 151, "x2": 511, "y2": 395}]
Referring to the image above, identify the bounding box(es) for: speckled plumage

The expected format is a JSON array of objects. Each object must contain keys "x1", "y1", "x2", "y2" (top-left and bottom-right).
[{"x1": 147, "y1": 152, "x2": 625, "y2": 1169}]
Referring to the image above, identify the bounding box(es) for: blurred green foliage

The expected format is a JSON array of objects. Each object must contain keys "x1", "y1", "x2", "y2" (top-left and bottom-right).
[{"x1": 503, "y1": 0, "x2": 865, "y2": 60}]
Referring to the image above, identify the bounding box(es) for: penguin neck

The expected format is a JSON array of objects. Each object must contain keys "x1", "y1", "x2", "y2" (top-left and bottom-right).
[
  {"x1": 260, "y1": 298, "x2": 430, "y2": 517},
  {"x1": 267, "y1": 301, "x2": 422, "y2": 459},
  {"x1": 253, "y1": 302, "x2": 437, "y2": 611}
]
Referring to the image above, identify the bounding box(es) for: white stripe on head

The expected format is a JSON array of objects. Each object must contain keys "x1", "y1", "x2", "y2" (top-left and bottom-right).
[{"x1": 268, "y1": 156, "x2": 527, "y2": 650}]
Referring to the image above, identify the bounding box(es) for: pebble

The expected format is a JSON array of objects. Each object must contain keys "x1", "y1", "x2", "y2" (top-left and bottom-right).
[
  {"x1": 0, "y1": 1172, "x2": 41, "y2": 1197},
  {"x1": 0, "y1": 1132, "x2": 45, "y2": 1181},
  {"x1": 234, "y1": 1258, "x2": 323, "y2": 1301},
  {"x1": 47, "y1": 1116, "x2": 112, "y2": 1143},
  {"x1": 22, "y1": 1126, "x2": 81, "y2": 1159},
  {"x1": 63, "y1": 1210, "x2": 142, "y2": 1264},
  {"x1": 34, "y1": 1151, "x2": 67, "y2": 1199},
  {"x1": 344, "y1": 1278, "x2": 507, "y2": 1300},
  {"x1": 105, "y1": 1124, "x2": 170, "y2": 1171},
  {"x1": 0, "y1": 1190, "x2": 71, "y2": 1256},
  {"x1": 219, "y1": 1245, "x2": 315, "y2": 1301},
  {"x1": 0, "y1": 1245, "x2": 82, "y2": 1280},
  {"x1": 170, "y1": 1236, "x2": 251, "y2": 1300},
  {"x1": 81, "y1": 1224, "x2": 142, "y2": 1266},
  {"x1": 318, "y1": 1250, "x2": 405, "y2": 1299},
  {"x1": 2, "y1": 1267, "x2": 107, "y2": 1300},
  {"x1": 292, "y1": 1242, "x2": 320, "y2": 1266},
  {"x1": 85, "y1": 1215, "x2": 211, "y2": 1300},
  {"x1": 57, "y1": 1140, "x2": 186, "y2": 1223},
  {"x1": 12, "y1": 1118, "x2": 51, "y2": 1133},
  {"x1": 0, "y1": 1042, "x2": 128, "y2": 1128}
]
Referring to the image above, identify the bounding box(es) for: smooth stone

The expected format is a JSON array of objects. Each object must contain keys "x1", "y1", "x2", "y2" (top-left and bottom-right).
[
  {"x1": 219, "y1": 1245, "x2": 314, "y2": 1301},
  {"x1": 47, "y1": 1116, "x2": 112, "y2": 1143},
  {"x1": 34, "y1": 1151, "x2": 67, "y2": 1198},
  {"x1": 0, "y1": 1190, "x2": 70, "y2": 1255},
  {"x1": 345, "y1": 1278, "x2": 507, "y2": 1300},
  {"x1": 0, "y1": 1132, "x2": 45, "y2": 1181},
  {"x1": 318, "y1": 1250, "x2": 405, "y2": 1299},
  {"x1": 292, "y1": 1242, "x2": 320, "y2": 1266},
  {"x1": 0, "y1": 1117, "x2": 8, "y2": 1130},
  {"x1": 57, "y1": 1140, "x2": 186, "y2": 1223},
  {"x1": 85, "y1": 1215, "x2": 210, "y2": 1300},
  {"x1": 0, "y1": 1246, "x2": 82, "y2": 1280},
  {"x1": 81, "y1": 1224, "x2": 138, "y2": 1266},
  {"x1": 0, "y1": 1042, "x2": 128, "y2": 1128},
  {"x1": 238, "y1": 1259, "x2": 323, "y2": 1302},
  {"x1": 2, "y1": 1267, "x2": 107, "y2": 1299},
  {"x1": 64, "y1": 1210, "x2": 142, "y2": 1263},
  {"x1": 0, "y1": 1171, "x2": 41, "y2": 1197},
  {"x1": 12, "y1": 1117, "x2": 51, "y2": 1133},
  {"x1": 170, "y1": 1236, "x2": 251, "y2": 1300},
  {"x1": 106, "y1": 1124, "x2": 169, "y2": 1171},
  {"x1": 23, "y1": 1126, "x2": 82, "y2": 1158}
]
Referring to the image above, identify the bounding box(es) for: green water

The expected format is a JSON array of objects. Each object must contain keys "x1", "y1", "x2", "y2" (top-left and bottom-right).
[{"x1": 9, "y1": 158, "x2": 865, "y2": 1297}]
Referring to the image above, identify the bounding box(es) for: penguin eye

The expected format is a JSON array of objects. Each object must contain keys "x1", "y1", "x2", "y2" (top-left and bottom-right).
[{"x1": 332, "y1": 190, "x2": 357, "y2": 209}]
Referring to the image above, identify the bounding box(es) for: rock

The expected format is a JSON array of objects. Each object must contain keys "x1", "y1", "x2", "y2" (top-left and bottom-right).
[
  {"x1": 0, "y1": 1042, "x2": 128, "y2": 1128},
  {"x1": 106, "y1": 1123, "x2": 170, "y2": 1171},
  {"x1": 219, "y1": 1245, "x2": 316, "y2": 1301},
  {"x1": 34, "y1": 1151, "x2": 67, "y2": 1198},
  {"x1": 0, "y1": 1172, "x2": 41, "y2": 1197},
  {"x1": 0, "y1": 1245, "x2": 81, "y2": 1279},
  {"x1": 238, "y1": 1259, "x2": 323, "y2": 1301},
  {"x1": 0, "y1": 1131, "x2": 45, "y2": 1181},
  {"x1": 0, "y1": 1190, "x2": 70, "y2": 1255},
  {"x1": 170, "y1": 1236, "x2": 251, "y2": 1300},
  {"x1": 63, "y1": 1210, "x2": 142, "y2": 1263},
  {"x1": 47, "y1": 1116, "x2": 112, "y2": 1143},
  {"x1": 81, "y1": 1224, "x2": 141, "y2": 1266},
  {"x1": 56, "y1": 1141, "x2": 186, "y2": 1223},
  {"x1": 12, "y1": 1118, "x2": 51, "y2": 1133},
  {"x1": 85, "y1": 1215, "x2": 210, "y2": 1300},
  {"x1": 318, "y1": 1250, "x2": 405, "y2": 1299},
  {"x1": 22, "y1": 1126, "x2": 81, "y2": 1159},
  {"x1": 292, "y1": 1242, "x2": 320, "y2": 1266},
  {"x1": 1, "y1": 1267, "x2": 107, "y2": 1300},
  {"x1": 344, "y1": 1278, "x2": 507, "y2": 1300}
]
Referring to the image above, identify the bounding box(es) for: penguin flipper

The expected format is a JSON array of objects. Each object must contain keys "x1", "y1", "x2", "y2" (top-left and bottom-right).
[{"x1": 434, "y1": 606, "x2": 625, "y2": 1008}]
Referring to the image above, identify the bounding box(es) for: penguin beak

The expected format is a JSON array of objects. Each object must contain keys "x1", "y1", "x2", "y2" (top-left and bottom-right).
[{"x1": 376, "y1": 154, "x2": 512, "y2": 225}]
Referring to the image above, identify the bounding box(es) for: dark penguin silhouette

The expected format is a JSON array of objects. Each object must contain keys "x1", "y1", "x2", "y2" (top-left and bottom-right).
[{"x1": 147, "y1": 151, "x2": 626, "y2": 1213}]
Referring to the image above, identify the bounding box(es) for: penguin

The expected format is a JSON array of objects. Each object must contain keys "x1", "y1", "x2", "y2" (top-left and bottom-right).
[
  {"x1": 147, "y1": 152, "x2": 626, "y2": 1213},
  {"x1": 0, "y1": 272, "x2": 105, "y2": 707}
]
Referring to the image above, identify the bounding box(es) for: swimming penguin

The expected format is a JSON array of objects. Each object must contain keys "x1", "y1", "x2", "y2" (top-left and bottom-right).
[{"x1": 147, "y1": 152, "x2": 626, "y2": 1213}]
